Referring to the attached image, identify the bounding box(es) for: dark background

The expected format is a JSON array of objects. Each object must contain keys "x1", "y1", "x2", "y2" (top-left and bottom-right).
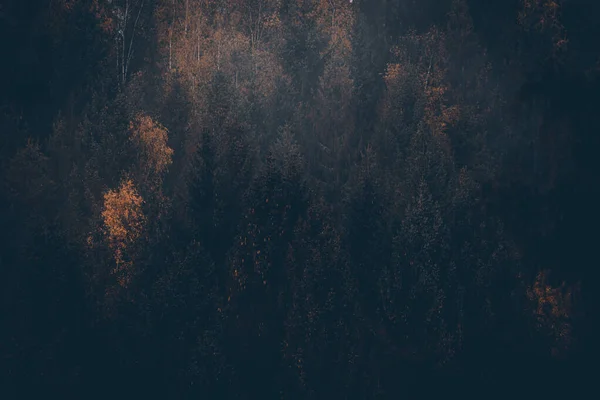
[{"x1": 1, "y1": 0, "x2": 597, "y2": 398}]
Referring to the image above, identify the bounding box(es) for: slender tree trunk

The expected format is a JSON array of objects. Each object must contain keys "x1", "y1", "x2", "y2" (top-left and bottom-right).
[
  {"x1": 169, "y1": 0, "x2": 175, "y2": 71},
  {"x1": 123, "y1": 0, "x2": 128, "y2": 85},
  {"x1": 117, "y1": 36, "x2": 120, "y2": 81},
  {"x1": 197, "y1": 31, "x2": 200, "y2": 63},
  {"x1": 125, "y1": 0, "x2": 145, "y2": 82},
  {"x1": 217, "y1": 38, "x2": 221, "y2": 71},
  {"x1": 185, "y1": 0, "x2": 189, "y2": 34}
]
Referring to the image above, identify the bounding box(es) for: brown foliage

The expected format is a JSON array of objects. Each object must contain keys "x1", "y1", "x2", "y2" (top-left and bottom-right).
[
  {"x1": 519, "y1": 0, "x2": 568, "y2": 56},
  {"x1": 383, "y1": 28, "x2": 457, "y2": 148},
  {"x1": 101, "y1": 179, "x2": 146, "y2": 287},
  {"x1": 129, "y1": 113, "x2": 174, "y2": 182},
  {"x1": 90, "y1": 0, "x2": 115, "y2": 34},
  {"x1": 527, "y1": 270, "x2": 577, "y2": 357}
]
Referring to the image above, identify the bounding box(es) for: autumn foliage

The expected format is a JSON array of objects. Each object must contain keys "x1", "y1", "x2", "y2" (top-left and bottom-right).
[
  {"x1": 528, "y1": 270, "x2": 578, "y2": 357},
  {"x1": 101, "y1": 179, "x2": 146, "y2": 287},
  {"x1": 1, "y1": 0, "x2": 596, "y2": 397},
  {"x1": 129, "y1": 113, "x2": 174, "y2": 178}
]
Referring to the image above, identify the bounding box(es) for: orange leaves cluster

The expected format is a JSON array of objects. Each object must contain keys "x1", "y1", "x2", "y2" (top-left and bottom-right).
[
  {"x1": 518, "y1": 0, "x2": 567, "y2": 55},
  {"x1": 314, "y1": 0, "x2": 354, "y2": 50},
  {"x1": 381, "y1": 62, "x2": 412, "y2": 120},
  {"x1": 55, "y1": 0, "x2": 78, "y2": 12},
  {"x1": 382, "y1": 28, "x2": 458, "y2": 138},
  {"x1": 415, "y1": 32, "x2": 458, "y2": 137},
  {"x1": 528, "y1": 270, "x2": 572, "y2": 320},
  {"x1": 527, "y1": 270, "x2": 577, "y2": 357},
  {"x1": 129, "y1": 113, "x2": 174, "y2": 179},
  {"x1": 520, "y1": 0, "x2": 561, "y2": 30},
  {"x1": 101, "y1": 179, "x2": 146, "y2": 287},
  {"x1": 424, "y1": 85, "x2": 460, "y2": 136},
  {"x1": 90, "y1": 0, "x2": 115, "y2": 34},
  {"x1": 384, "y1": 63, "x2": 405, "y2": 88}
]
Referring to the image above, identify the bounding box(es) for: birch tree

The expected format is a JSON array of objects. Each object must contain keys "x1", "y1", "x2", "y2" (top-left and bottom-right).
[{"x1": 106, "y1": 0, "x2": 147, "y2": 86}]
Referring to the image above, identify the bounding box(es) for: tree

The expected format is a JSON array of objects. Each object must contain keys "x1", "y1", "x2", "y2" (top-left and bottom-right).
[
  {"x1": 280, "y1": 0, "x2": 328, "y2": 101},
  {"x1": 227, "y1": 128, "x2": 307, "y2": 397},
  {"x1": 310, "y1": 0, "x2": 355, "y2": 202},
  {"x1": 108, "y1": 0, "x2": 149, "y2": 86},
  {"x1": 101, "y1": 178, "x2": 146, "y2": 290},
  {"x1": 129, "y1": 113, "x2": 174, "y2": 192}
]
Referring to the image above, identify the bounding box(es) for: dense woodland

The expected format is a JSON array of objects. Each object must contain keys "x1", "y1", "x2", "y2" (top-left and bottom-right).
[{"x1": 1, "y1": 0, "x2": 598, "y2": 398}]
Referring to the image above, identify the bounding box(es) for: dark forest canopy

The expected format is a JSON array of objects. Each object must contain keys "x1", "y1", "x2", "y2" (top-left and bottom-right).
[{"x1": 1, "y1": 0, "x2": 598, "y2": 398}]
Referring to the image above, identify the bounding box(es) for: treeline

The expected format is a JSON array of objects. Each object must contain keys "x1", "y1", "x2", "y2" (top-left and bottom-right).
[{"x1": 0, "y1": 0, "x2": 597, "y2": 398}]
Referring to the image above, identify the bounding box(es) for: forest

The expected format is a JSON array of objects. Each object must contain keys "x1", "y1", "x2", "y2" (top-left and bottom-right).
[{"x1": 0, "y1": 0, "x2": 598, "y2": 398}]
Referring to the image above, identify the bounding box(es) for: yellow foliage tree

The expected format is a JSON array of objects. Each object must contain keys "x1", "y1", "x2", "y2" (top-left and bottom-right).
[{"x1": 101, "y1": 179, "x2": 146, "y2": 288}]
